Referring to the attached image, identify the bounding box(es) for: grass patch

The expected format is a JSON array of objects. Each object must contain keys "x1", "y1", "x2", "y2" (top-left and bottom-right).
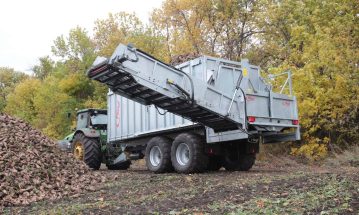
[
  {"x1": 36, "y1": 200, "x2": 117, "y2": 215},
  {"x1": 325, "y1": 144, "x2": 359, "y2": 167}
]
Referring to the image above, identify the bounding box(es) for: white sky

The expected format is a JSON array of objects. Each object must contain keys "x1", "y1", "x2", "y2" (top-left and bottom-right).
[{"x1": 0, "y1": 0, "x2": 164, "y2": 74}]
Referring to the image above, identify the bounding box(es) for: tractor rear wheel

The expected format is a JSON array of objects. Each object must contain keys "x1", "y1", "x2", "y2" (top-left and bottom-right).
[{"x1": 72, "y1": 133, "x2": 102, "y2": 170}]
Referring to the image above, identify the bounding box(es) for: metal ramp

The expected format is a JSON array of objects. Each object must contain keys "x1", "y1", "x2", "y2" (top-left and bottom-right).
[{"x1": 88, "y1": 44, "x2": 245, "y2": 132}]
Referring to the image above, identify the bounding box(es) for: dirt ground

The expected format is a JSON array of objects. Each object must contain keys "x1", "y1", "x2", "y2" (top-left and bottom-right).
[{"x1": 3, "y1": 160, "x2": 359, "y2": 215}]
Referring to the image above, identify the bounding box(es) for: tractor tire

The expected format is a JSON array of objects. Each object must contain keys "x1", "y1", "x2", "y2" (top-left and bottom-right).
[
  {"x1": 224, "y1": 153, "x2": 255, "y2": 171},
  {"x1": 107, "y1": 160, "x2": 131, "y2": 170},
  {"x1": 145, "y1": 136, "x2": 173, "y2": 173},
  {"x1": 72, "y1": 133, "x2": 102, "y2": 170},
  {"x1": 171, "y1": 133, "x2": 208, "y2": 173},
  {"x1": 207, "y1": 156, "x2": 223, "y2": 171}
]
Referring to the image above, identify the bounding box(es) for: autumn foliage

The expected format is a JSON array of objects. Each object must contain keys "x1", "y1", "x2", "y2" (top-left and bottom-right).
[{"x1": 0, "y1": 0, "x2": 358, "y2": 160}]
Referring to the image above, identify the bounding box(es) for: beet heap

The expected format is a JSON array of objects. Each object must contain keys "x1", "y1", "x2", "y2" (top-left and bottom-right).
[{"x1": 0, "y1": 113, "x2": 105, "y2": 207}]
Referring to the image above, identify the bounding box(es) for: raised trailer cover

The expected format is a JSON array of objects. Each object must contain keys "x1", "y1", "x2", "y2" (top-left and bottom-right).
[
  {"x1": 88, "y1": 45, "x2": 245, "y2": 132},
  {"x1": 176, "y1": 56, "x2": 300, "y2": 143},
  {"x1": 107, "y1": 91, "x2": 194, "y2": 143}
]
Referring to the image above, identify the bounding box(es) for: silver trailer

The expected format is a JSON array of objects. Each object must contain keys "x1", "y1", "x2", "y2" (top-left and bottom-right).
[
  {"x1": 88, "y1": 44, "x2": 300, "y2": 173},
  {"x1": 107, "y1": 92, "x2": 194, "y2": 143}
]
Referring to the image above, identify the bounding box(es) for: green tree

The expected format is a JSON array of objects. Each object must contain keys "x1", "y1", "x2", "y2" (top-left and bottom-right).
[
  {"x1": 94, "y1": 12, "x2": 143, "y2": 57},
  {"x1": 258, "y1": 0, "x2": 359, "y2": 159},
  {"x1": 33, "y1": 75, "x2": 78, "y2": 138},
  {"x1": 5, "y1": 79, "x2": 41, "y2": 123},
  {"x1": 32, "y1": 56, "x2": 54, "y2": 80},
  {"x1": 151, "y1": 0, "x2": 264, "y2": 60},
  {"x1": 52, "y1": 26, "x2": 96, "y2": 74},
  {"x1": 0, "y1": 67, "x2": 28, "y2": 112},
  {"x1": 93, "y1": 12, "x2": 168, "y2": 61},
  {"x1": 4, "y1": 0, "x2": 357, "y2": 156}
]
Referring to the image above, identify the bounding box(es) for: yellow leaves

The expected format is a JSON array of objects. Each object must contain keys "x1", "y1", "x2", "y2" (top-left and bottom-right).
[
  {"x1": 59, "y1": 73, "x2": 81, "y2": 93},
  {"x1": 5, "y1": 74, "x2": 82, "y2": 139},
  {"x1": 94, "y1": 12, "x2": 144, "y2": 57},
  {"x1": 59, "y1": 73, "x2": 93, "y2": 100},
  {"x1": 291, "y1": 138, "x2": 328, "y2": 161},
  {"x1": 31, "y1": 76, "x2": 76, "y2": 139},
  {"x1": 4, "y1": 79, "x2": 41, "y2": 122},
  {"x1": 94, "y1": 12, "x2": 169, "y2": 62},
  {"x1": 153, "y1": 0, "x2": 264, "y2": 59},
  {"x1": 2, "y1": 0, "x2": 358, "y2": 150},
  {"x1": 83, "y1": 99, "x2": 106, "y2": 110},
  {"x1": 283, "y1": 0, "x2": 359, "y2": 149}
]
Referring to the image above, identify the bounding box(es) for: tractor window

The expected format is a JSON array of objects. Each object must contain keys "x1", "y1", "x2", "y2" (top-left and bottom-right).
[
  {"x1": 90, "y1": 114, "x2": 107, "y2": 125},
  {"x1": 76, "y1": 113, "x2": 88, "y2": 129}
]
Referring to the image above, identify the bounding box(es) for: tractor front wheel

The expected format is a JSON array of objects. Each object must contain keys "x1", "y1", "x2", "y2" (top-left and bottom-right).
[{"x1": 72, "y1": 133, "x2": 102, "y2": 170}]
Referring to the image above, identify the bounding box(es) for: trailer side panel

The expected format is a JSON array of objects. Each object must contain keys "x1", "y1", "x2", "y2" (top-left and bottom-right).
[{"x1": 107, "y1": 91, "x2": 193, "y2": 143}]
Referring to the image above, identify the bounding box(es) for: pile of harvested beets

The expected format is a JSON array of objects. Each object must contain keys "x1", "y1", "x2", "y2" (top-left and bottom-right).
[{"x1": 0, "y1": 113, "x2": 105, "y2": 207}]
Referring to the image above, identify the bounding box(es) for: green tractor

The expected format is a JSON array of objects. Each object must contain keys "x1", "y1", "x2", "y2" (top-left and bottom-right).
[{"x1": 59, "y1": 109, "x2": 130, "y2": 170}]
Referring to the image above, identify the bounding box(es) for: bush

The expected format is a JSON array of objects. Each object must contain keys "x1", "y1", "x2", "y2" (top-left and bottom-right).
[{"x1": 325, "y1": 145, "x2": 359, "y2": 167}]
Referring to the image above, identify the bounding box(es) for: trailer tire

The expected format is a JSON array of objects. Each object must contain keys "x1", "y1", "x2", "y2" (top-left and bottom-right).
[
  {"x1": 207, "y1": 156, "x2": 223, "y2": 171},
  {"x1": 72, "y1": 133, "x2": 102, "y2": 170},
  {"x1": 224, "y1": 153, "x2": 255, "y2": 171},
  {"x1": 171, "y1": 133, "x2": 208, "y2": 173},
  {"x1": 145, "y1": 136, "x2": 173, "y2": 173}
]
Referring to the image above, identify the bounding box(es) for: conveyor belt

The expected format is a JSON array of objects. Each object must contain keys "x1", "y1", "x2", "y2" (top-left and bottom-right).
[{"x1": 87, "y1": 46, "x2": 242, "y2": 132}]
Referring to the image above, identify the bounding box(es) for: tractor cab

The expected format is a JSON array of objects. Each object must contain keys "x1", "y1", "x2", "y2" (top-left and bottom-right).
[{"x1": 76, "y1": 109, "x2": 107, "y2": 130}]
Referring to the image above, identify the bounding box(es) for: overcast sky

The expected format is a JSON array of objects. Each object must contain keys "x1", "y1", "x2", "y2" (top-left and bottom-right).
[{"x1": 0, "y1": 0, "x2": 163, "y2": 74}]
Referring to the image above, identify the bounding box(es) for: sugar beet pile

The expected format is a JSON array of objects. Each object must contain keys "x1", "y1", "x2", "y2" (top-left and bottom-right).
[
  {"x1": 0, "y1": 113, "x2": 105, "y2": 207},
  {"x1": 170, "y1": 52, "x2": 200, "y2": 66}
]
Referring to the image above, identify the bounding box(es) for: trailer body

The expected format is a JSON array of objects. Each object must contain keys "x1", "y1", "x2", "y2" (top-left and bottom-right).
[
  {"x1": 102, "y1": 49, "x2": 300, "y2": 145},
  {"x1": 87, "y1": 44, "x2": 300, "y2": 173},
  {"x1": 107, "y1": 92, "x2": 195, "y2": 143}
]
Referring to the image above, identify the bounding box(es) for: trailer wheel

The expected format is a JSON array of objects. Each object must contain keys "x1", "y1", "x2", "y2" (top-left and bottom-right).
[
  {"x1": 106, "y1": 160, "x2": 131, "y2": 170},
  {"x1": 171, "y1": 133, "x2": 208, "y2": 173},
  {"x1": 207, "y1": 156, "x2": 223, "y2": 171},
  {"x1": 145, "y1": 136, "x2": 173, "y2": 173},
  {"x1": 72, "y1": 133, "x2": 102, "y2": 170},
  {"x1": 224, "y1": 153, "x2": 255, "y2": 171}
]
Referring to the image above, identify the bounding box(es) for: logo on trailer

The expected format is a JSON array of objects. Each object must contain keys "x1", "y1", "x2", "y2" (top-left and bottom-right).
[
  {"x1": 116, "y1": 100, "x2": 121, "y2": 128},
  {"x1": 246, "y1": 95, "x2": 255, "y2": 102},
  {"x1": 282, "y1": 101, "x2": 290, "y2": 107}
]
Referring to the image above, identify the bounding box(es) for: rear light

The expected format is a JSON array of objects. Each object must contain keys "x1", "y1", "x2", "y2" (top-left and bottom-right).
[
  {"x1": 292, "y1": 119, "x2": 299, "y2": 125},
  {"x1": 248, "y1": 116, "x2": 256, "y2": 123},
  {"x1": 208, "y1": 148, "x2": 214, "y2": 155}
]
